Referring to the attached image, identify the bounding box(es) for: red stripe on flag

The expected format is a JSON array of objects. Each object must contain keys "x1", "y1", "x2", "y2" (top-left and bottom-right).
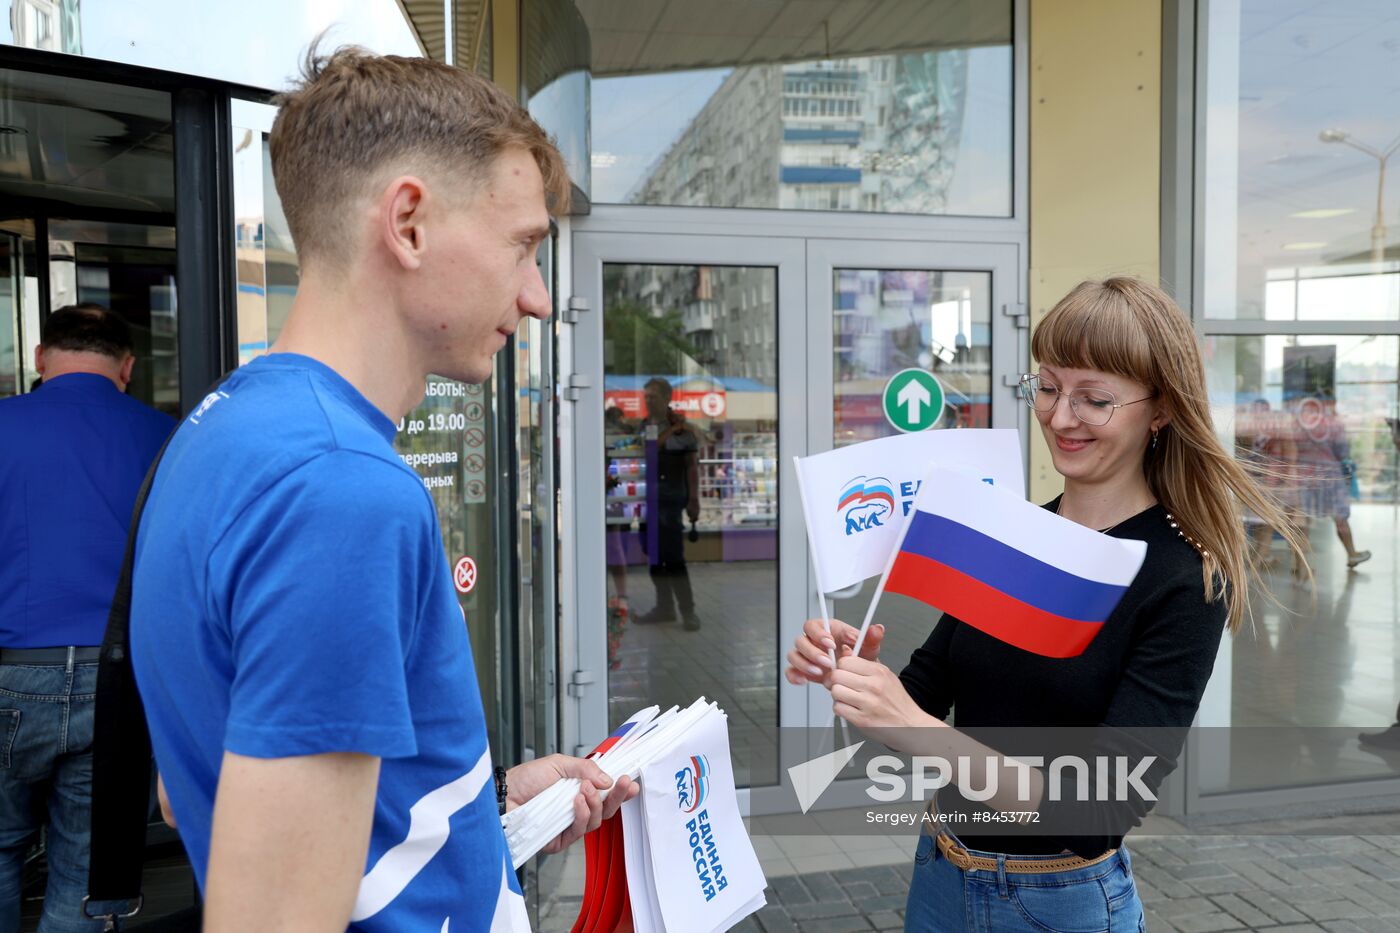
[
  {"x1": 589, "y1": 735, "x2": 623, "y2": 758},
  {"x1": 886, "y1": 551, "x2": 1104, "y2": 658},
  {"x1": 571, "y1": 827, "x2": 600, "y2": 933},
  {"x1": 596, "y1": 814, "x2": 630, "y2": 933}
]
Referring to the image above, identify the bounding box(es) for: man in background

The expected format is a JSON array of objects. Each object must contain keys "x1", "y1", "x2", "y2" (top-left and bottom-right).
[
  {"x1": 635, "y1": 377, "x2": 703, "y2": 631},
  {"x1": 0, "y1": 304, "x2": 173, "y2": 933}
]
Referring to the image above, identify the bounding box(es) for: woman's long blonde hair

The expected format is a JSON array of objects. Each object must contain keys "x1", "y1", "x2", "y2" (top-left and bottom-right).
[{"x1": 1031, "y1": 276, "x2": 1308, "y2": 633}]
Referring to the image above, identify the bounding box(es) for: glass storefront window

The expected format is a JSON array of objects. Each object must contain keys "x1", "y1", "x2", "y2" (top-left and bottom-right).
[
  {"x1": 834, "y1": 269, "x2": 992, "y2": 445},
  {"x1": 231, "y1": 114, "x2": 300, "y2": 365},
  {"x1": 0, "y1": 236, "x2": 18, "y2": 398},
  {"x1": 1202, "y1": 1, "x2": 1400, "y2": 320},
  {"x1": 1198, "y1": 1, "x2": 1400, "y2": 795},
  {"x1": 527, "y1": 71, "x2": 591, "y2": 202},
  {"x1": 591, "y1": 43, "x2": 1012, "y2": 216},
  {"x1": 1203, "y1": 333, "x2": 1400, "y2": 791},
  {"x1": 2, "y1": 0, "x2": 420, "y2": 92},
  {"x1": 828, "y1": 267, "x2": 991, "y2": 679},
  {"x1": 601, "y1": 262, "x2": 779, "y2": 786},
  {"x1": 528, "y1": 0, "x2": 1015, "y2": 217}
]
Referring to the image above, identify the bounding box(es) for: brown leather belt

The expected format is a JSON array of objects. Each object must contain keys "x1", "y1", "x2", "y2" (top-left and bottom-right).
[{"x1": 934, "y1": 830, "x2": 1117, "y2": 874}]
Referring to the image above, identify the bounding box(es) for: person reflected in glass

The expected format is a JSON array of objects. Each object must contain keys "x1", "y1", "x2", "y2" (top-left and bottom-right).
[
  {"x1": 1291, "y1": 396, "x2": 1369, "y2": 571},
  {"x1": 1235, "y1": 398, "x2": 1299, "y2": 570},
  {"x1": 604, "y1": 403, "x2": 636, "y2": 668},
  {"x1": 635, "y1": 377, "x2": 702, "y2": 630},
  {"x1": 786, "y1": 278, "x2": 1311, "y2": 932}
]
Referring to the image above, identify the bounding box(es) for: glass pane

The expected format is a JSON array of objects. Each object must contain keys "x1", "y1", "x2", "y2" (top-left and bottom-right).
[
  {"x1": 829, "y1": 268, "x2": 992, "y2": 683},
  {"x1": 1204, "y1": 333, "x2": 1400, "y2": 791},
  {"x1": 1202, "y1": 1, "x2": 1400, "y2": 320},
  {"x1": 0, "y1": 235, "x2": 17, "y2": 398},
  {"x1": 232, "y1": 124, "x2": 300, "y2": 365},
  {"x1": 591, "y1": 46, "x2": 1012, "y2": 216},
  {"x1": 602, "y1": 263, "x2": 778, "y2": 786},
  {"x1": 49, "y1": 220, "x2": 179, "y2": 418},
  {"x1": 2, "y1": 0, "x2": 420, "y2": 90}
]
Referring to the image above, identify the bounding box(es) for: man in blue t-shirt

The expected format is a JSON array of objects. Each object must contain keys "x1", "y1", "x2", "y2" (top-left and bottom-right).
[
  {"x1": 0, "y1": 304, "x2": 173, "y2": 932},
  {"x1": 130, "y1": 49, "x2": 633, "y2": 931}
]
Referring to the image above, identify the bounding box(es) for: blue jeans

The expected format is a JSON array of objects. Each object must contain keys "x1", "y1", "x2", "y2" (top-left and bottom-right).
[
  {"x1": 0, "y1": 657, "x2": 105, "y2": 933},
  {"x1": 905, "y1": 831, "x2": 1145, "y2": 932}
]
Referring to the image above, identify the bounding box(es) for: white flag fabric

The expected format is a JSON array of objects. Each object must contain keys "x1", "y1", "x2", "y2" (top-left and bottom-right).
[
  {"x1": 793, "y1": 429, "x2": 1024, "y2": 593},
  {"x1": 501, "y1": 699, "x2": 766, "y2": 933},
  {"x1": 628, "y1": 707, "x2": 766, "y2": 933}
]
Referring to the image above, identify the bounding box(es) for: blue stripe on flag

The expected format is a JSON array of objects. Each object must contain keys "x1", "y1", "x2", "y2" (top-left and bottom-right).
[{"x1": 900, "y1": 510, "x2": 1128, "y2": 622}]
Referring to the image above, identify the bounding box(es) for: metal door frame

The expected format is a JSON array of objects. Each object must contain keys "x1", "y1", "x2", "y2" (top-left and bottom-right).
[
  {"x1": 567, "y1": 232, "x2": 810, "y2": 776},
  {"x1": 798, "y1": 237, "x2": 1026, "y2": 743},
  {"x1": 566, "y1": 227, "x2": 1026, "y2": 814}
]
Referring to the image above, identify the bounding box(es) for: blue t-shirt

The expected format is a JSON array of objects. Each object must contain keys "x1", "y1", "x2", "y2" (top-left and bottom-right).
[
  {"x1": 0, "y1": 372, "x2": 174, "y2": 648},
  {"x1": 131, "y1": 354, "x2": 528, "y2": 931}
]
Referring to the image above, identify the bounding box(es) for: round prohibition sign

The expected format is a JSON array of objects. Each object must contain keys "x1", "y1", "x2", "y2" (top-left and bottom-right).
[
  {"x1": 464, "y1": 427, "x2": 486, "y2": 448},
  {"x1": 453, "y1": 556, "x2": 478, "y2": 594}
]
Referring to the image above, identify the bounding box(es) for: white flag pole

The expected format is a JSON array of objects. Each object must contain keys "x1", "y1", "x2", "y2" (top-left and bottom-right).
[
  {"x1": 792, "y1": 455, "x2": 838, "y2": 667},
  {"x1": 850, "y1": 493, "x2": 919, "y2": 659}
]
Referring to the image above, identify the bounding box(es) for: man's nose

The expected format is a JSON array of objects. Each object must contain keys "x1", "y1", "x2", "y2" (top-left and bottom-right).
[{"x1": 520, "y1": 263, "x2": 551, "y2": 320}]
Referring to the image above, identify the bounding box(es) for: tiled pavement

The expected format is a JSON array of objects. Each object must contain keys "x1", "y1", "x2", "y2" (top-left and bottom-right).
[{"x1": 536, "y1": 805, "x2": 1400, "y2": 931}]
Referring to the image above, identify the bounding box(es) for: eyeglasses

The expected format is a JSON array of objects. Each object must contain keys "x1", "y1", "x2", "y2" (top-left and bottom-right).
[{"x1": 1018, "y1": 374, "x2": 1154, "y2": 426}]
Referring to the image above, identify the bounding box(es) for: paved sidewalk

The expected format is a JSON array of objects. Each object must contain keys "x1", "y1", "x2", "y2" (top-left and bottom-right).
[
  {"x1": 536, "y1": 805, "x2": 1400, "y2": 931},
  {"x1": 730, "y1": 836, "x2": 1400, "y2": 933},
  {"x1": 732, "y1": 832, "x2": 1400, "y2": 933}
]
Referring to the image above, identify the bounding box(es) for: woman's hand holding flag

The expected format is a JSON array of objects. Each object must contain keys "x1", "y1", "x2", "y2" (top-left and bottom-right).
[
  {"x1": 828, "y1": 655, "x2": 943, "y2": 731},
  {"x1": 784, "y1": 618, "x2": 885, "y2": 687}
]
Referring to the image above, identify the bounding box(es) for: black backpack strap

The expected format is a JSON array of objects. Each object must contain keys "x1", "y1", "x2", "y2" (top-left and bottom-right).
[{"x1": 87, "y1": 377, "x2": 229, "y2": 924}]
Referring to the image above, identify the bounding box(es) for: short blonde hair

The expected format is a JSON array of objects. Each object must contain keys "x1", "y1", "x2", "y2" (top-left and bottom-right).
[{"x1": 269, "y1": 44, "x2": 570, "y2": 267}]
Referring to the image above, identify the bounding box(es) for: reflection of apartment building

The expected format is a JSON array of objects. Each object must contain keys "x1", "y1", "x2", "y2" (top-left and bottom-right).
[
  {"x1": 610, "y1": 264, "x2": 777, "y2": 384},
  {"x1": 632, "y1": 50, "x2": 967, "y2": 215},
  {"x1": 10, "y1": 0, "x2": 81, "y2": 53}
]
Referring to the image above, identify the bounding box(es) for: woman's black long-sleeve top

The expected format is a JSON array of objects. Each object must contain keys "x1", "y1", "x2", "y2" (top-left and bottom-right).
[{"x1": 897, "y1": 499, "x2": 1227, "y2": 858}]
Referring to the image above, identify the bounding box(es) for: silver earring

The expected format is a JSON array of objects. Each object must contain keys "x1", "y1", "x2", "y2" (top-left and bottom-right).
[{"x1": 1151, "y1": 429, "x2": 1159, "y2": 450}]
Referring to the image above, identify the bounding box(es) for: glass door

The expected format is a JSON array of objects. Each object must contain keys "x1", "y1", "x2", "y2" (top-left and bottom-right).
[
  {"x1": 805, "y1": 238, "x2": 1024, "y2": 721},
  {"x1": 570, "y1": 233, "x2": 809, "y2": 791},
  {"x1": 569, "y1": 233, "x2": 1023, "y2": 799},
  {"x1": 0, "y1": 234, "x2": 18, "y2": 397}
]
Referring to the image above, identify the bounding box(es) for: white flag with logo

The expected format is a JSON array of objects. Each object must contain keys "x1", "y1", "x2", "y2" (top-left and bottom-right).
[
  {"x1": 793, "y1": 429, "x2": 1024, "y2": 593},
  {"x1": 625, "y1": 706, "x2": 766, "y2": 933}
]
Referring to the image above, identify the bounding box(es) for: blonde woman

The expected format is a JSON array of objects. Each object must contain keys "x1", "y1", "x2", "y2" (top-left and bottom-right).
[{"x1": 786, "y1": 277, "x2": 1307, "y2": 931}]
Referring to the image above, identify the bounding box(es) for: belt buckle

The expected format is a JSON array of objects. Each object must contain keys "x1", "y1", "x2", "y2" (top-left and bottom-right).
[{"x1": 937, "y1": 831, "x2": 975, "y2": 871}]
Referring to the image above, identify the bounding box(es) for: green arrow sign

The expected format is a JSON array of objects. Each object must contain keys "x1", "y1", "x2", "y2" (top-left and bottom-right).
[{"x1": 882, "y1": 368, "x2": 945, "y2": 433}]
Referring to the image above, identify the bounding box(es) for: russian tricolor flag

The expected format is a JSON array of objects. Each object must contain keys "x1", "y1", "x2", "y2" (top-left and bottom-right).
[{"x1": 882, "y1": 468, "x2": 1147, "y2": 658}]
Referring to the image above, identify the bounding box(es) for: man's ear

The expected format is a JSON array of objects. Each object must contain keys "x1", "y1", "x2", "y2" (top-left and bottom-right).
[
  {"x1": 119, "y1": 354, "x2": 136, "y2": 388},
  {"x1": 380, "y1": 175, "x2": 429, "y2": 271},
  {"x1": 33, "y1": 344, "x2": 45, "y2": 375}
]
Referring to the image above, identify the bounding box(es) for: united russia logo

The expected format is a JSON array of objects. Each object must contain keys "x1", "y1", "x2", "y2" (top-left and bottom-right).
[
  {"x1": 837, "y1": 475, "x2": 896, "y2": 536},
  {"x1": 675, "y1": 755, "x2": 710, "y2": 813}
]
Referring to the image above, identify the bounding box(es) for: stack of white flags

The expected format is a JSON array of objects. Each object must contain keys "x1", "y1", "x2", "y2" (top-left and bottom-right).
[{"x1": 502, "y1": 698, "x2": 767, "y2": 933}]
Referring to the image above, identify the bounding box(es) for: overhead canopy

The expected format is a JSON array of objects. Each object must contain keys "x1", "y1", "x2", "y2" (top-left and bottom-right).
[
  {"x1": 398, "y1": 0, "x2": 493, "y2": 72},
  {"x1": 574, "y1": 0, "x2": 1010, "y2": 78},
  {"x1": 0, "y1": 67, "x2": 173, "y2": 218}
]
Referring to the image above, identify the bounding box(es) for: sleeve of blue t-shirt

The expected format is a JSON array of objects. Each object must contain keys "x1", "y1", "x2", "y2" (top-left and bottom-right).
[{"x1": 209, "y1": 450, "x2": 434, "y2": 761}]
